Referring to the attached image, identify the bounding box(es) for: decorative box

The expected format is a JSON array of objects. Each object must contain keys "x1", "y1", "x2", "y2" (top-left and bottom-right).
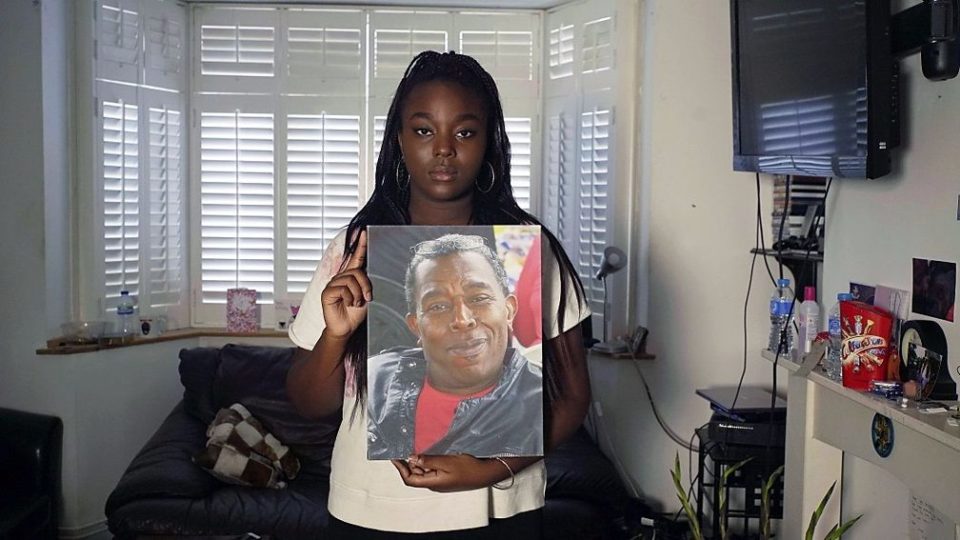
[
  {"x1": 226, "y1": 288, "x2": 260, "y2": 333},
  {"x1": 840, "y1": 301, "x2": 894, "y2": 391}
]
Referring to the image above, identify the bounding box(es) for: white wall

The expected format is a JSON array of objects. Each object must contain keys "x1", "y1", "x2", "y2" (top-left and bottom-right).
[
  {"x1": 593, "y1": 2, "x2": 960, "y2": 539},
  {"x1": 591, "y1": 0, "x2": 779, "y2": 509},
  {"x1": 0, "y1": 1, "x2": 196, "y2": 537},
  {"x1": 822, "y1": 41, "x2": 960, "y2": 539},
  {"x1": 42, "y1": 0, "x2": 74, "y2": 336}
]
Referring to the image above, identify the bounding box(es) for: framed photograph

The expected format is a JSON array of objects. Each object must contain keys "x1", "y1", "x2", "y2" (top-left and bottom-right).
[
  {"x1": 365, "y1": 225, "x2": 544, "y2": 459},
  {"x1": 911, "y1": 258, "x2": 956, "y2": 322}
]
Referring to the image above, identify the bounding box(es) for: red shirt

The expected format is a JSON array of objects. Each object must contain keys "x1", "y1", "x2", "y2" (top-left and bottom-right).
[{"x1": 414, "y1": 378, "x2": 494, "y2": 454}]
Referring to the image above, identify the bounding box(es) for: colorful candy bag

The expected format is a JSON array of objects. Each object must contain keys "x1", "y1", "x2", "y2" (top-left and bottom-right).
[{"x1": 840, "y1": 301, "x2": 894, "y2": 391}]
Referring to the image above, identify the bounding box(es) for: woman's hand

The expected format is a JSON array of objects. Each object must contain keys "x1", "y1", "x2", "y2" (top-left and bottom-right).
[
  {"x1": 320, "y1": 230, "x2": 371, "y2": 339},
  {"x1": 391, "y1": 454, "x2": 511, "y2": 492},
  {"x1": 392, "y1": 454, "x2": 539, "y2": 492}
]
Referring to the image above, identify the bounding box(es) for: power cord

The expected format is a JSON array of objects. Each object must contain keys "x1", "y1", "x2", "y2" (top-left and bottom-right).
[
  {"x1": 626, "y1": 350, "x2": 698, "y2": 453},
  {"x1": 729, "y1": 174, "x2": 767, "y2": 412}
]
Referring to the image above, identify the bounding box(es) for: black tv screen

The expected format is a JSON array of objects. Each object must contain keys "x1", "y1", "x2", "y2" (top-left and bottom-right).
[{"x1": 731, "y1": 0, "x2": 895, "y2": 179}]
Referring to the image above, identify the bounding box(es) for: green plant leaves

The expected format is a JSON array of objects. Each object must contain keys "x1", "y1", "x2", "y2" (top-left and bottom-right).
[
  {"x1": 719, "y1": 458, "x2": 753, "y2": 540},
  {"x1": 670, "y1": 452, "x2": 703, "y2": 540},
  {"x1": 806, "y1": 481, "x2": 836, "y2": 540},
  {"x1": 761, "y1": 464, "x2": 784, "y2": 539}
]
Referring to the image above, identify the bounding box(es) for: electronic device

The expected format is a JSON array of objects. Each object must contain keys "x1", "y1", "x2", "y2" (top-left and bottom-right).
[
  {"x1": 731, "y1": 0, "x2": 959, "y2": 179},
  {"x1": 697, "y1": 386, "x2": 787, "y2": 447},
  {"x1": 730, "y1": 0, "x2": 897, "y2": 179},
  {"x1": 707, "y1": 417, "x2": 787, "y2": 448}
]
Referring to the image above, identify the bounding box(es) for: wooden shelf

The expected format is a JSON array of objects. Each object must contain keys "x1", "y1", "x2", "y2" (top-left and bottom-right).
[
  {"x1": 37, "y1": 328, "x2": 289, "y2": 355},
  {"x1": 588, "y1": 349, "x2": 655, "y2": 361},
  {"x1": 762, "y1": 348, "x2": 960, "y2": 532}
]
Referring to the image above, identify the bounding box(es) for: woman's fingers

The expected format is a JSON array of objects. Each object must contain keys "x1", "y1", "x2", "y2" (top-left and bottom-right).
[
  {"x1": 345, "y1": 230, "x2": 367, "y2": 271},
  {"x1": 327, "y1": 275, "x2": 363, "y2": 307},
  {"x1": 325, "y1": 284, "x2": 356, "y2": 307},
  {"x1": 324, "y1": 270, "x2": 371, "y2": 307}
]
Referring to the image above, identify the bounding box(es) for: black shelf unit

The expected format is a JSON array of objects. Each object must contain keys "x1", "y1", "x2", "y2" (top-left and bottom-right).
[
  {"x1": 696, "y1": 425, "x2": 785, "y2": 540},
  {"x1": 751, "y1": 248, "x2": 823, "y2": 300}
]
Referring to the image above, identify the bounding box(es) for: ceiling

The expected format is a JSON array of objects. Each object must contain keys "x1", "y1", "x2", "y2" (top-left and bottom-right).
[{"x1": 184, "y1": 0, "x2": 571, "y2": 9}]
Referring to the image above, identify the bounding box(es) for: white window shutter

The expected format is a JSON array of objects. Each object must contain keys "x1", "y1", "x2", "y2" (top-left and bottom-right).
[
  {"x1": 97, "y1": 0, "x2": 142, "y2": 84},
  {"x1": 578, "y1": 108, "x2": 611, "y2": 313},
  {"x1": 544, "y1": 110, "x2": 575, "y2": 241},
  {"x1": 144, "y1": 0, "x2": 186, "y2": 90},
  {"x1": 147, "y1": 105, "x2": 183, "y2": 307},
  {"x1": 454, "y1": 12, "x2": 539, "y2": 97},
  {"x1": 504, "y1": 117, "x2": 532, "y2": 211},
  {"x1": 199, "y1": 111, "x2": 275, "y2": 304},
  {"x1": 548, "y1": 23, "x2": 575, "y2": 80},
  {"x1": 373, "y1": 28, "x2": 448, "y2": 80},
  {"x1": 282, "y1": 9, "x2": 364, "y2": 95},
  {"x1": 459, "y1": 30, "x2": 534, "y2": 82},
  {"x1": 286, "y1": 113, "x2": 361, "y2": 294},
  {"x1": 200, "y1": 25, "x2": 275, "y2": 77},
  {"x1": 581, "y1": 17, "x2": 614, "y2": 75},
  {"x1": 370, "y1": 11, "x2": 451, "y2": 97},
  {"x1": 102, "y1": 99, "x2": 141, "y2": 302},
  {"x1": 196, "y1": 8, "x2": 278, "y2": 95}
]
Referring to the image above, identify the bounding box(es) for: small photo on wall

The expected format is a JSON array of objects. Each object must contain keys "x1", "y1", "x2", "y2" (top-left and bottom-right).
[
  {"x1": 849, "y1": 282, "x2": 876, "y2": 305},
  {"x1": 911, "y1": 258, "x2": 956, "y2": 322}
]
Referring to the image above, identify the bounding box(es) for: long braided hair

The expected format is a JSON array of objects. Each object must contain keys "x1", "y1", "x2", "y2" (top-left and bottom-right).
[{"x1": 341, "y1": 50, "x2": 586, "y2": 412}]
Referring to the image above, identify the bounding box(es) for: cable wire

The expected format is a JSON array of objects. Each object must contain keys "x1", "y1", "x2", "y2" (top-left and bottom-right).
[{"x1": 627, "y1": 352, "x2": 698, "y2": 452}]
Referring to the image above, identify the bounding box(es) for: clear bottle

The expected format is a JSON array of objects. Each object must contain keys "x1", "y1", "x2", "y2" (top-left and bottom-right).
[
  {"x1": 768, "y1": 278, "x2": 795, "y2": 356},
  {"x1": 825, "y1": 292, "x2": 852, "y2": 381},
  {"x1": 798, "y1": 286, "x2": 820, "y2": 355},
  {"x1": 117, "y1": 290, "x2": 137, "y2": 338}
]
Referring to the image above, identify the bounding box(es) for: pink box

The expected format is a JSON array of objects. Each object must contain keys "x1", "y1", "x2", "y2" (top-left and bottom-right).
[{"x1": 226, "y1": 288, "x2": 260, "y2": 333}]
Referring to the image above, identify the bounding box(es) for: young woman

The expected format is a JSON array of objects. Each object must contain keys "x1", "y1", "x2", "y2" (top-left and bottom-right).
[{"x1": 286, "y1": 50, "x2": 591, "y2": 539}]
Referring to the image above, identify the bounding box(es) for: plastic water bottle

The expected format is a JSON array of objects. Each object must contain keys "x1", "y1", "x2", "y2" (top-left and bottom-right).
[
  {"x1": 825, "y1": 293, "x2": 852, "y2": 381},
  {"x1": 768, "y1": 278, "x2": 794, "y2": 356},
  {"x1": 117, "y1": 290, "x2": 137, "y2": 338},
  {"x1": 798, "y1": 286, "x2": 820, "y2": 355}
]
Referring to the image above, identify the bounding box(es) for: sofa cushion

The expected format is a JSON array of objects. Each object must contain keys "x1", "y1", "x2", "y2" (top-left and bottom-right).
[
  {"x1": 107, "y1": 479, "x2": 330, "y2": 539},
  {"x1": 212, "y1": 344, "x2": 340, "y2": 477},
  {"x1": 105, "y1": 402, "x2": 219, "y2": 516},
  {"x1": 178, "y1": 347, "x2": 222, "y2": 424}
]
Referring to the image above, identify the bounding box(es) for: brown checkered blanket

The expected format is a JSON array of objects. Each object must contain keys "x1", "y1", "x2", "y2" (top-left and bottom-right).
[{"x1": 194, "y1": 403, "x2": 300, "y2": 489}]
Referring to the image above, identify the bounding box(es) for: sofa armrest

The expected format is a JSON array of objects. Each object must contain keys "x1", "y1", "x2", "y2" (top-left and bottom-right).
[
  {"x1": 105, "y1": 401, "x2": 217, "y2": 516},
  {"x1": 0, "y1": 407, "x2": 62, "y2": 501}
]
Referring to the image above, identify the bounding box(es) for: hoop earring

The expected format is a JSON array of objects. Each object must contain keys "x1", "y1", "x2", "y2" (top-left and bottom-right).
[
  {"x1": 476, "y1": 162, "x2": 495, "y2": 194},
  {"x1": 396, "y1": 158, "x2": 409, "y2": 191}
]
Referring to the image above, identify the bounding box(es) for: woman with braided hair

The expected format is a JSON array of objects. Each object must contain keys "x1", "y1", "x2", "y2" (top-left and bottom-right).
[{"x1": 287, "y1": 51, "x2": 591, "y2": 538}]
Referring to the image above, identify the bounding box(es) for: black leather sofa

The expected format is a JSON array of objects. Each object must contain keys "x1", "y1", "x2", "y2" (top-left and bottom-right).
[
  {"x1": 0, "y1": 407, "x2": 63, "y2": 540},
  {"x1": 106, "y1": 344, "x2": 642, "y2": 539}
]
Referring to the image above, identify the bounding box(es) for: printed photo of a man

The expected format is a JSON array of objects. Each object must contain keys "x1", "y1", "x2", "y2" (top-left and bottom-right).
[{"x1": 366, "y1": 226, "x2": 543, "y2": 459}]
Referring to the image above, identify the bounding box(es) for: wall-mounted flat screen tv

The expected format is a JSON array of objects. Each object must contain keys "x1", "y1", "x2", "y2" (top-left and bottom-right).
[{"x1": 731, "y1": 0, "x2": 897, "y2": 179}]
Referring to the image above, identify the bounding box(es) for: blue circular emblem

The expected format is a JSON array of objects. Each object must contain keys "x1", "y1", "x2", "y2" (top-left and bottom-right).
[{"x1": 871, "y1": 413, "x2": 894, "y2": 458}]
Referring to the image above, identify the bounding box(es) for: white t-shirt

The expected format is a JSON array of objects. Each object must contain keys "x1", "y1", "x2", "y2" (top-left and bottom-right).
[{"x1": 289, "y1": 229, "x2": 589, "y2": 533}]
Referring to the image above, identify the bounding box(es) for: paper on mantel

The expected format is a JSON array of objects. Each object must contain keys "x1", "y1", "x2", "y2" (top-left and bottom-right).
[{"x1": 909, "y1": 494, "x2": 956, "y2": 540}]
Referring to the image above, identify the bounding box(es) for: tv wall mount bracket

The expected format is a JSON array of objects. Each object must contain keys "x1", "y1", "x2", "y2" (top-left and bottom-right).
[{"x1": 892, "y1": 0, "x2": 960, "y2": 80}]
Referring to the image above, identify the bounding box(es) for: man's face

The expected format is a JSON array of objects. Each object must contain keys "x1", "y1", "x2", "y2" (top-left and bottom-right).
[{"x1": 406, "y1": 251, "x2": 517, "y2": 395}]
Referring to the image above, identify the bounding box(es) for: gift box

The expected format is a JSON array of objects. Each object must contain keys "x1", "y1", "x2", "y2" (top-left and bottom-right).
[
  {"x1": 274, "y1": 298, "x2": 301, "y2": 331},
  {"x1": 840, "y1": 301, "x2": 894, "y2": 391},
  {"x1": 226, "y1": 288, "x2": 260, "y2": 333}
]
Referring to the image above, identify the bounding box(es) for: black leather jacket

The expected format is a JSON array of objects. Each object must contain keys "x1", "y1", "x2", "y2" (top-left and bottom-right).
[{"x1": 366, "y1": 347, "x2": 543, "y2": 459}]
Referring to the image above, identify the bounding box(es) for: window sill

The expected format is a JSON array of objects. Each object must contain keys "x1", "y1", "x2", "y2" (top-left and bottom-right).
[{"x1": 37, "y1": 328, "x2": 289, "y2": 355}]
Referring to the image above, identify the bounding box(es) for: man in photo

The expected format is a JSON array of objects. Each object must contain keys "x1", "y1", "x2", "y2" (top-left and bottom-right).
[{"x1": 367, "y1": 233, "x2": 543, "y2": 459}]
